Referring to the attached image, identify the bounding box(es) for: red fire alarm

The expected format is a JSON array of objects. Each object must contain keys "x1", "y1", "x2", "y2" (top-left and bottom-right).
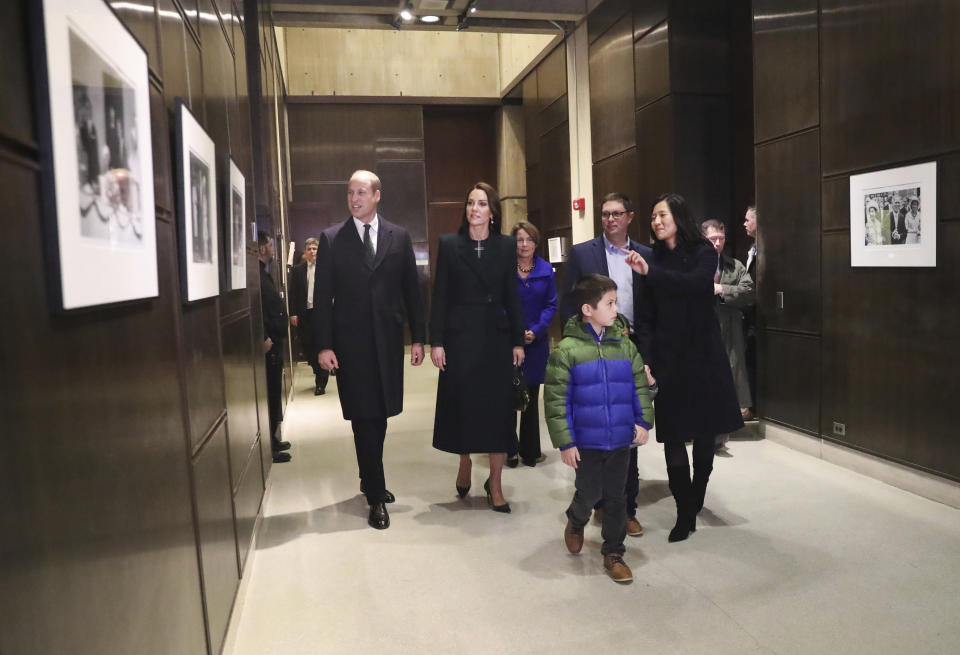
[{"x1": 572, "y1": 197, "x2": 585, "y2": 211}]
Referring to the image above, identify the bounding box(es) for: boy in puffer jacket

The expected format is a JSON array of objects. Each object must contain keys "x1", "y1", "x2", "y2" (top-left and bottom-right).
[{"x1": 545, "y1": 274, "x2": 655, "y2": 583}]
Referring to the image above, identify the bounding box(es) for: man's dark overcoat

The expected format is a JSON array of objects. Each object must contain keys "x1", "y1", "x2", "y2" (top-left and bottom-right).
[{"x1": 315, "y1": 217, "x2": 424, "y2": 420}]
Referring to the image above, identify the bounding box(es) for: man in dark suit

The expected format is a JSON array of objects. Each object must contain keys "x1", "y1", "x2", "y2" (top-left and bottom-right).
[
  {"x1": 743, "y1": 205, "x2": 758, "y2": 419},
  {"x1": 289, "y1": 237, "x2": 329, "y2": 395},
  {"x1": 315, "y1": 170, "x2": 425, "y2": 530},
  {"x1": 889, "y1": 196, "x2": 908, "y2": 244},
  {"x1": 559, "y1": 192, "x2": 653, "y2": 538},
  {"x1": 259, "y1": 231, "x2": 291, "y2": 464}
]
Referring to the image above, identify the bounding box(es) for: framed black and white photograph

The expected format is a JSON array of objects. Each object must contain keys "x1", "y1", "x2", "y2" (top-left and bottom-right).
[
  {"x1": 175, "y1": 99, "x2": 219, "y2": 301},
  {"x1": 850, "y1": 162, "x2": 936, "y2": 267},
  {"x1": 227, "y1": 157, "x2": 247, "y2": 290},
  {"x1": 31, "y1": 0, "x2": 157, "y2": 311}
]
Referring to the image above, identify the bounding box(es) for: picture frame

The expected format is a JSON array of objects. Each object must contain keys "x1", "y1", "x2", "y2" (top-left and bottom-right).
[
  {"x1": 30, "y1": 0, "x2": 158, "y2": 312},
  {"x1": 226, "y1": 157, "x2": 247, "y2": 290},
  {"x1": 174, "y1": 99, "x2": 219, "y2": 302},
  {"x1": 849, "y1": 162, "x2": 936, "y2": 267}
]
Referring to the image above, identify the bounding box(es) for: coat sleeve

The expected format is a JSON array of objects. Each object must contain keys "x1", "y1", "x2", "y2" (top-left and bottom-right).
[
  {"x1": 628, "y1": 342, "x2": 655, "y2": 430},
  {"x1": 400, "y1": 231, "x2": 426, "y2": 343},
  {"x1": 528, "y1": 269, "x2": 558, "y2": 340},
  {"x1": 645, "y1": 243, "x2": 716, "y2": 299},
  {"x1": 721, "y1": 258, "x2": 755, "y2": 310},
  {"x1": 314, "y1": 232, "x2": 334, "y2": 351},
  {"x1": 559, "y1": 245, "x2": 584, "y2": 322},
  {"x1": 633, "y1": 270, "x2": 657, "y2": 366},
  {"x1": 429, "y1": 236, "x2": 451, "y2": 346},
  {"x1": 544, "y1": 346, "x2": 575, "y2": 450},
  {"x1": 502, "y1": 237, "x2": 526, "y2": 348}
]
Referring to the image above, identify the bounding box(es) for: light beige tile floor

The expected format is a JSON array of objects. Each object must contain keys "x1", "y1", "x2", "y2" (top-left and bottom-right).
[{"x1": 227, "y1": 359, "x2": 960, "y2": 655}]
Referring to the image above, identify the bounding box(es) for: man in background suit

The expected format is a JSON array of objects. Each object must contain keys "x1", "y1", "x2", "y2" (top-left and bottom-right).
[
  {"x1": 289, "y1": 237, "x2": 329, "y2": 395},
  {"x1": 743, "y1": 205, "x2": 758, "y2": 419},
  {"x1": 316, "y1": 170, "x2": 425, "y2": 530},
  {"x1": 259, "y1": 231, "x2": 291, "y2": 463},
  {"x1": 559, "y1": 191, "x2": 653, "y2": 538}
]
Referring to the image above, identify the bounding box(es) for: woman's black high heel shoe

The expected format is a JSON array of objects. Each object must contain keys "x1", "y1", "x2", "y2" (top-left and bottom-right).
[
  {"x1": 484, "y1": 479, "x2": 511, "y2": 514},
  {"x1": 456, "y1": 482, "x2": 471, "y2": 498}
]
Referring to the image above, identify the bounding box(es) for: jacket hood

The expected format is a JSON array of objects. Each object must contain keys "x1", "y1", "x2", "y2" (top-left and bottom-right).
[{"x1": 561, "y1": 314, "x2": 629, "y2": 341}]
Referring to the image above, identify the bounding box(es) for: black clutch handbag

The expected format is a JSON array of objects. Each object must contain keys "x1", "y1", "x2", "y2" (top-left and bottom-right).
[{"x1": 511, "y1": 365, "x2": 530, "y2": 412}]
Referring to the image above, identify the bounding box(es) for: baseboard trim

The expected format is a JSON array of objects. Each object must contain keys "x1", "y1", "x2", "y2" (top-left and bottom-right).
[{"x1": 763, "y1": 422, "x2": 960, "y2": 509}]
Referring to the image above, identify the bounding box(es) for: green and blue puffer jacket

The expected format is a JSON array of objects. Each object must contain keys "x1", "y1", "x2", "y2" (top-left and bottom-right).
[{"x1": 545, "y1": 315, "x2": 654, "y2": 451}]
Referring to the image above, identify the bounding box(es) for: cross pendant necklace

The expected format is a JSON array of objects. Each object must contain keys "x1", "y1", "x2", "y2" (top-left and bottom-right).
[{"x1": 474, "y1": 239, "x2": 484, "y2": 258}]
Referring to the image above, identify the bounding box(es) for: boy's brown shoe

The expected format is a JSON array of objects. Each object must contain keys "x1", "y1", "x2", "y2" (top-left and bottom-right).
[
  {"x1": 603, "y1": 554, "x2": 633, "y2": 583},
  {"x1": 564, "y1": 520, "x2": 584, "y2": 554},
  {"x1": 626, "y1": 517, "x2": 643, "y2": 536}
]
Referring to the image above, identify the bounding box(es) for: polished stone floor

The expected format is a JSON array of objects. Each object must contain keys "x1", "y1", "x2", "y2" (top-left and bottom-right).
[{"x1": 226, "y1": 359, "x2": 960, "y2": 655}]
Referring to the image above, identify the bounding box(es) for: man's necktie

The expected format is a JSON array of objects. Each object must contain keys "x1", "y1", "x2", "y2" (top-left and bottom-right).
[{"x1": 363, "y1": 224, "x2": 375, "y2": 265}]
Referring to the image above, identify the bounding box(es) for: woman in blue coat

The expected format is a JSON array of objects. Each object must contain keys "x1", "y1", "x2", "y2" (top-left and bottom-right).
[{"x1": 508, "y1": 221, "x2": 558, "y2": 467}]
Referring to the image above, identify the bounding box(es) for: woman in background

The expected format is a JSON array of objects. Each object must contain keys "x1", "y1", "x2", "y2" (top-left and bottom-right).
[{"x1": 508, "y1": 221, "x2": 557, "y2": 468}]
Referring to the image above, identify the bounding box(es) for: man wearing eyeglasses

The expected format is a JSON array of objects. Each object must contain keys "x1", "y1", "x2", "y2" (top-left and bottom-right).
[{"x1": 559, "y1": 191, "x2": 653, "y2": 537}]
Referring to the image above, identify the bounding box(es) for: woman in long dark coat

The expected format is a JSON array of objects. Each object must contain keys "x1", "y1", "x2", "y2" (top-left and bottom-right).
[
  {"x1": 625, "y1": 193, "x2": 743, "y2": 542},
  {"x1": 430, "y1": 182, "x2": 526, "y2": 512}
]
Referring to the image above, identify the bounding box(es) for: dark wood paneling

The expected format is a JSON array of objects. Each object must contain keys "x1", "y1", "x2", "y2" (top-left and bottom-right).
[
  {"x1": 222, "y1": 314, "x2": 258, "y2": 488},
  {"x1": 114, "y1": 0, "x2": 161, "y2": 77},
  {"x1": 375, "y1": 139, "x2": 425, "y2": 161},
  {"x1": 592, "y1": 147, "x2": 639, "y2": 240},
  {"x1": 522, "y1": 72, "x2": 540, "y2": 167},
  {"x1": 200, "y1": 0, "x2": 233, "y2": 152},
  {"x1": 423, "y1": 107, "x2": 496, "y2": 202},
  {"x1": 233, "y1": 444, "x2": 264, "y2": 572},
  {"x1": 633, "y1": 0, "x2": 668, "y2": 42},
  {"x1": 729, "y1": 0, "x2": 755, "y2": 261},
  {"x1": 539, "y1": 123, "x2": 572, "y2": 233},
  {"x1": 589, "y1": 12, "x2": 636, "y2": 163},
  {"x1": 752, "y1": 0, "x2": 818, "y2": 143},
  {"x1": 538, "y1": 95, "x2": 569, "y2": 138},
  {"x1": 938, "y1": 152, "x2": 960, "y2": 221},
  {"x1": 1, "y1": 0, "x2": 34, "y2": 145},
  {"x1": 821, "y1": 225, "x2": 960, "y2": 479},
  {"x1": 588, "y1": 0, "x2": 632, "y2": 45},
  {"x1": 821, "y1": 176, "x2": 848, "y2": 232},
  {"x1": 526, "y1": 163, "x2": 542, "y2": 215},
  {"x1": 158, "y1": 0, "x2": 189, "y2": 108},
  {"x1": 670, "y1": 2, "x2": 731, "y2": 96},
  {"x1": 536, "y1": 45, "x2": 567, "y2": 111},
  {"x1": 761, "y1": 331, "x2": 820, "y2": 432},
  {"x1": 182, "y1": 302, "x2": 227, "y2": 448},
  {"x1": 151, "y1": 82, "x2": 174, "y2": 213},
  {"x1": 634, "y1": 21, "x2": 670, "y2": 110},
  {"x1": 635, "y1": 97, "x2": 674, "y2": 216},
  {"x1": 820, "y1": 0, "x2": 960, "y2": 175},
  {"x1": 377, "y1": 160, "x2": 428, "y2": 242},
  {"x1": 192, "y1": 422, "x2": 239, "y2": 655},
  {"x1": 673, "y1": 95, "x2": 731, "y2": 222},
  {"x1": 755, "y1": 130, "x2": 821, "y2": 333},
  {"x1": 0, "y1": 161, "x2": 207, "y2": 653}
]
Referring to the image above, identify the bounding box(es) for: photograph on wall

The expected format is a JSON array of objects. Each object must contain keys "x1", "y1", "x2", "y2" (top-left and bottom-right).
[
  {"x1": 175, "y1": 99, "x2": 219, "y2": 301},
  {"x1": 32, "y1": 0, "x2": 157, "y2": 311},
  {"x1": 227, "y1": 157, "x2": 247, "y2": 290},
  {"x1": 850, "y1": 162, "x2": 936, "y2": 267}
]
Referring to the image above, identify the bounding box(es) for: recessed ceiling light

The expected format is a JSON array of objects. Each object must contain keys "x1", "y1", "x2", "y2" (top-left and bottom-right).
[
  {"x1": 400, "y1": 9, "x2": 413, "y2": 20},
  {"x1": 421, "y1": 15, "x2": 440, "y2": 23},
  {"x1": 470, "y1": 7, "x2": 477, "y2": 12}
]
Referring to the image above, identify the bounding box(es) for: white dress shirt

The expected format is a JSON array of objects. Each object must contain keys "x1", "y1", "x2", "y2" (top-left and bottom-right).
[
  {"x1": 353, "y1": 215, "x2": 380, "y2": 254},
  {"x1": 306, "y1": 261, "x2": 315, "y2": 309}
]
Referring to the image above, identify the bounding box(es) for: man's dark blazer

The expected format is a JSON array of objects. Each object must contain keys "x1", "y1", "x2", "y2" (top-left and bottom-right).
[
  {"x1": 890, "y1": 209, "x2": 908, "y2": 244},
  {"x1": 559, "y1": 235, "x2": 653, "y2": 324},
  {"x1": 315, "y1": 217, "x2": 425, "y2": 421},
  {"x1": 288, "y1": 260, "x2": 322, "y2": 352}
]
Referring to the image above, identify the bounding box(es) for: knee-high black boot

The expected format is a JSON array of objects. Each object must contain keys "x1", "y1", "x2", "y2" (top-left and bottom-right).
[
  {"x1": 666, "y1": 465, "x2": 695, "y2": 542},
  {"x1": 691, "y1": 462, "x2": 713, "y2": 515}
]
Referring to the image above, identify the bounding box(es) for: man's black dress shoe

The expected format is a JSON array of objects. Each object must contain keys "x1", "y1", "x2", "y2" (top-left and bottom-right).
[
  {"x1": 272, "y1": 451, "x2": 291, "y2": 463},
  {"x1": 360, "y1": 482, "x2": 395, "y2": 503},
  {"x1": 506, "y1": 455, "x2": 519, "y2": 468},
  {"x1": 314, "y1": 386, "x2": 325, "y2": 396},
  {"x1": 272, "y1": 440, "x2": 291, "y2": 452},
  {"x1": 368, "y1": 502, "x2": 390, "y2": 529}
]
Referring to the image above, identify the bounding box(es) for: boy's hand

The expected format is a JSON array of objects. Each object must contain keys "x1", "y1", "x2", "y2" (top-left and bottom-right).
[
  {"x1": 561, "y1": 446, "x2": 581, "y2": 470},
  {"x1": 633, "y1": 426, "x2": 649, "y2": 446},
  {"x1": 644, "y1": 364, "x2": 656, "y2": 387}
]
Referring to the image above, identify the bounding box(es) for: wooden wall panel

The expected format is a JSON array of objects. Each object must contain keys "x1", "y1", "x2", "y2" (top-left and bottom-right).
[
  {"x1": 670, "y1": 3, "x2": 730, "y2": 96},
  {"x1": 755, "y1": 130, "x2": 821, "y2": 334},
  {"x1": 633, "y1": 0, "x2": 668, "y2": 42},
  {"x1": 634, "y1": 21, "x2": 670, "y2": 110},
  {"x1": 522, "y1": 72, "x2": 540, "y2": 167},
  {"x1": 820, "y1": 0, "x2": 960, "y2": 175},
  {"x1": 589, "y1": 12, "x2": 636, "y2": 162},
  {"x1": 673, "y1": 95, "x2": 731, "y2": 222},
  {"x1": 635, "y1": 97, "x2": 674, "y2": 217},
  {"x1": 592, "y1": 147, "x2": 639, "y2": 240},
  {"x1": 1, "y1": 0, "x2": 35, "y2": 145},
  {"x1": 192, "y1": 422, "x2": 239, "y2": 655},
  {"x1": 536, "y1": 45, "x2": 567, "y2": 111},
  {"x1": 233, "y1": 444, "x2": 264, "y2": 572},
  {"x1": 113, "y1": 0, "x2": 161, "y2": 76},
  {"x1": 587, "y1": 0, "x2": 632, "y2": 45},
  {"x1": 222, "y1": 315, "x2": 258, "y2": 488},
  {"x1": 752, "y1": 0, "x2": 818, "y2": 143},
  {"x1": 377, "y1": 160, "x2": 428, "y2": 242},
  {"x1": 539, "y1": 123, "x2": 571, "y2": 233},
  {"x1": 761, "y1": 331, "x2": 820, "y2": 433},
  {"x1": 821, "y1": 225, "x2": 960, "y2": 479}
]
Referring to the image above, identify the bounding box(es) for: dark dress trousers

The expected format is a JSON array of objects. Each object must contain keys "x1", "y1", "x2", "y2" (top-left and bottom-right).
[
  {"x1": 431, "y1": 233, "x2": 525, "y2": 455},
  {"x1": 260, "y1": 260, "x2": 288, "y2": 441},
  {"x1": 634, "y1": 241, "x2": 744, "y2": 442},
  {"x1": 315, "y1": 217, "x2": 424, "y2": 503},
  {"x1": 559, "y1": 235, "x2": 652, "y2": 324},
  {"x1": 289, "y1": 261, "x2": 329, "y2": 390}
]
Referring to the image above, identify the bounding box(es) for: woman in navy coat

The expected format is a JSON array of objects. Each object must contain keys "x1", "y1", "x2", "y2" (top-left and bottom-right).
[
  {"x1": 509, "y1": 221, "x2": 557, "y2": 467},
  {"x1": 625, "y1": 193, "x2": 743, "y2": 542}
]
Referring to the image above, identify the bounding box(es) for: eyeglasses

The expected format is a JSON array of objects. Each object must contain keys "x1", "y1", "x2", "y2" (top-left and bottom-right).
[{"x1": 601, "y1": 210, "x2": 627, "y2": 220}]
